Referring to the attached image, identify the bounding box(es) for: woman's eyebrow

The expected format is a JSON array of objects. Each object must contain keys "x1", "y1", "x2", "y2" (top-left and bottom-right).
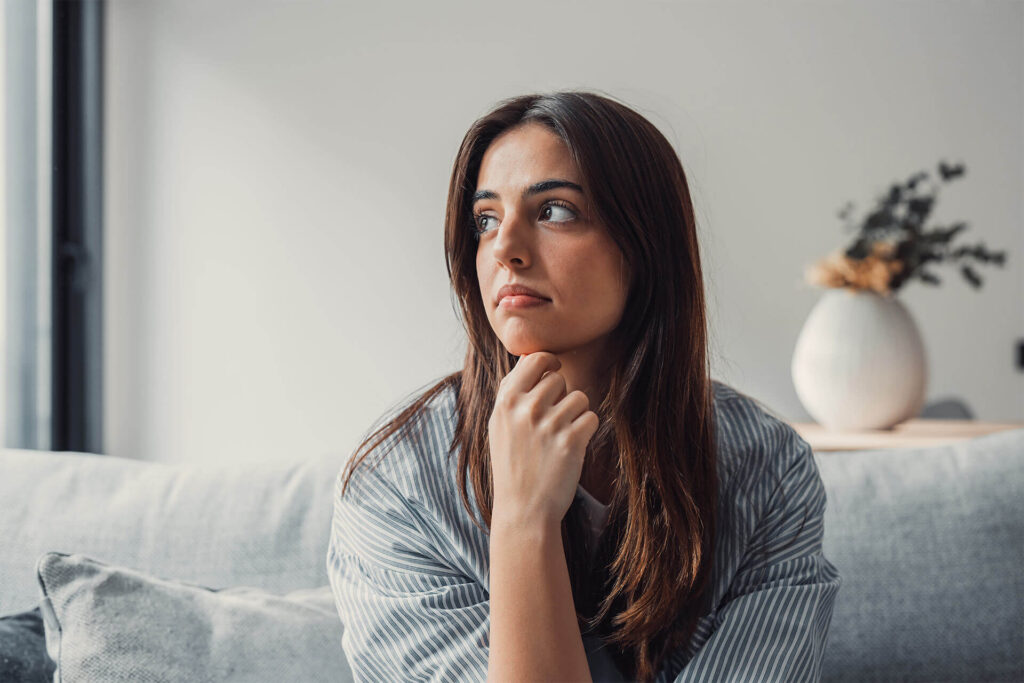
[{"x1": 471, "y1": 178, "x2": 584, "y2": 205}]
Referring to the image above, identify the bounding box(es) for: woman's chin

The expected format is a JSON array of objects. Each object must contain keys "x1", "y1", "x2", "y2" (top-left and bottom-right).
[{"x1": 500, "y1": 338, "x2": 555, "y2": 357}]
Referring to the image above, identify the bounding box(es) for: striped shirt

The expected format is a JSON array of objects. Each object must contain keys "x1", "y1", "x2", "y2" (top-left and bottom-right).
[{"x1": 327, "y1": 378, "x2": 842, "y2": 682}]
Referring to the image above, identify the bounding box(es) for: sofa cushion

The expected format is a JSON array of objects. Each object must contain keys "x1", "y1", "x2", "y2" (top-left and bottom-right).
[
  {"x1": 814, "y1": 427, "x2": 1024, "y2": 682},
  {"x1": 0, "y1": 448, "x2": 344, "y2": 614},
  {"x1": 36, "y1": 552, "x2": 353, "y2": 683}
]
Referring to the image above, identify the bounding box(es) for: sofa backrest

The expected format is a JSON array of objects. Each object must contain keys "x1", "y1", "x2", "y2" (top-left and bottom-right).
[
  {"x1": 0, "y1": 448, "x2": 346, "y2": 614},
  {"x1": 815, "y1": 427, "x2": 1024, "y2": 682}
]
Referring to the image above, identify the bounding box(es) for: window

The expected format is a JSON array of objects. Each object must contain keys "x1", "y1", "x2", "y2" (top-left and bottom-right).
[{"x1": 3, "y1": 0, "x2": 103, "y2": 453}]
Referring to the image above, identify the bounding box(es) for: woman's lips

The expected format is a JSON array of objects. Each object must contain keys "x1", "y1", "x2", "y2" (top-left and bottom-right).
[{"x1": 498, "y1": 295, "x2": 550, "y2": 309}]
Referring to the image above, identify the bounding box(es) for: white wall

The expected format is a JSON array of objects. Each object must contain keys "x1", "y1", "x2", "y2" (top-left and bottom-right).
[{"x1": 105, "y1": 0, "x2": 1024, "y2": 464}]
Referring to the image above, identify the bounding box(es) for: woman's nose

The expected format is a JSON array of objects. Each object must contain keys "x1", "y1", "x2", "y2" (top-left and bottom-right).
[{"x1": 490, "y1": 209, "x2": 532, "y2": 267}]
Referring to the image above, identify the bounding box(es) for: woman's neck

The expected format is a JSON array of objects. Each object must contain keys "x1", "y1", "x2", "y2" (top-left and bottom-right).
[{"x1": 550, "y1": 338, "x2": 614, "y2": 406}]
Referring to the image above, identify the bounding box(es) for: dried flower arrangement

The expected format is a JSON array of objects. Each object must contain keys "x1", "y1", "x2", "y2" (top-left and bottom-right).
[{"x1": 805, "y1": 161, "x2": 1008, "y2": 296}]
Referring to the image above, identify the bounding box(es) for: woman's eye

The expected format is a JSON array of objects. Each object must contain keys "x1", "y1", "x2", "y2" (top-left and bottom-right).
[
  {"x1": 475, "y1": 214, "x2": 496, "y2": 234},
  {"x1": 541, "y1": 203, "x2": 576, "y2": 222}
]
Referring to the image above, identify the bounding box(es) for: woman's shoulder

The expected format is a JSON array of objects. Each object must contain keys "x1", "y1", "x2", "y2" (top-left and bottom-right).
[
  {"x1": 342, "y1": 376, "x2": 461, "y2": 506},
  {"x1": 336, "y1": 377, "x2": 490, "y2": 578},
  {"x1": 710, "y1": 379, "x2": 815, "y2": 496}
]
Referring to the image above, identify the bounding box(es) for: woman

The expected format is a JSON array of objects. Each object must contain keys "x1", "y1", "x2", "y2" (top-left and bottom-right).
[{"x1": 327, "y1": 91, "x2": 841, "y2": 682}]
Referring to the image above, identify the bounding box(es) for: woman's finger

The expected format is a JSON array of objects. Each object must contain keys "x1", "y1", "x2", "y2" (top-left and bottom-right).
[
  {"x1": 528, "y1": 370, "x2": 568, "y2": 412},
  {"x1": 547, "y1": 390, "x2": 590, "y2": 427},
  {"x1": 500, "y1": 352, "x2": 561, "y2": 398},
  {"x1": 569, "y1": 410, "x2": 600, "y2": 444}
]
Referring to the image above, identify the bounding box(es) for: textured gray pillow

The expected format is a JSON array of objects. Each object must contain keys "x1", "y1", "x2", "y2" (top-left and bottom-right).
[{"x1": 36, "y1": 552, "x2": 353, "y2": 682}]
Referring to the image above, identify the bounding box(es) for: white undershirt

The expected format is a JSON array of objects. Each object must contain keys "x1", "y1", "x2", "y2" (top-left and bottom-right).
[{"x1": 576, "y1": 483, "x2": 611, "y2": 549}]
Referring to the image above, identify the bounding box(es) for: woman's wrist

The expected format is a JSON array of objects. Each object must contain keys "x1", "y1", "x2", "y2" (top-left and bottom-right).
[{"x1": 490, "y1": 506, "x2": 562, "y2": 539}]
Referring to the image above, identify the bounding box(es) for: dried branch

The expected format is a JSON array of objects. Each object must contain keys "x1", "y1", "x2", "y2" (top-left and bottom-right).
[{"x1": 808, "y1": 161, "x2": 1009, "y2": 294}]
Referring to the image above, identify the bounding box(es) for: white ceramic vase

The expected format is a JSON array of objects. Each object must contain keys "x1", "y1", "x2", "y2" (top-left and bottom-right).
[{"x1": 791, "y1": 288, "x2": 927, "y2": 431}]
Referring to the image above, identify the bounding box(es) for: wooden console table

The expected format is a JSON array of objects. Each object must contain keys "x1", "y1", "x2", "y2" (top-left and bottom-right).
[{"x1": 788, "y1": 419, "x2": 1024, "y2": 452}]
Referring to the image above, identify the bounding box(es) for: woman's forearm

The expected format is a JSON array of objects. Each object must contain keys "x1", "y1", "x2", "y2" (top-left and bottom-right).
[{"x1": 487, "y1": 513, "x2": 593, "y2": 682}]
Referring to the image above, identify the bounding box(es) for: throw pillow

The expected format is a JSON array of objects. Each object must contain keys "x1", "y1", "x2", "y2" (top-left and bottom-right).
[{"x1": 36, "y1": 552, "x2": 353, "y2": 682}]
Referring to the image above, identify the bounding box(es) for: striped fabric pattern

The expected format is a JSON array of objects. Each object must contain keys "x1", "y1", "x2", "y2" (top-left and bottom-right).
[{"x1": 327, "y1": 379, "x2": 842, "y2": 682}]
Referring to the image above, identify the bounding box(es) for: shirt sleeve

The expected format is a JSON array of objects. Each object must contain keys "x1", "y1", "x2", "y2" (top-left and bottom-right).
[
  {"x1": 671, "y1": 423, "x2": 842, "y2": 683},
  {"x1": 326, "y1": 462, "x2": 490, "y2": 683}
]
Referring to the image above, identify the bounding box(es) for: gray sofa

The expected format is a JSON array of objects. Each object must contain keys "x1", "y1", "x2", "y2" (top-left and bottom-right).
[{"x1": 1, "y1": 427, "x2": 1022, "y2": 681}]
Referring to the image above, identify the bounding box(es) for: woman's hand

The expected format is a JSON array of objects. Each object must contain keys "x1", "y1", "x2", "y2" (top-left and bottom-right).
[{"x1": 488, "y1": 352, "x2": 600, "y2": 529}]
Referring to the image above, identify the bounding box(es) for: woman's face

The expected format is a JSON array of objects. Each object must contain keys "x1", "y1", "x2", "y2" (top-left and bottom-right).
[{"x1": 473, "y1": 122, "x2": 630, "y2": 359}]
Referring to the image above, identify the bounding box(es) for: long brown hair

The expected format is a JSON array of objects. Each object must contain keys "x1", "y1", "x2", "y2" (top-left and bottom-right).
[{"x1": 340, "y1": 90, "x2": 718, "y2": 681}]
